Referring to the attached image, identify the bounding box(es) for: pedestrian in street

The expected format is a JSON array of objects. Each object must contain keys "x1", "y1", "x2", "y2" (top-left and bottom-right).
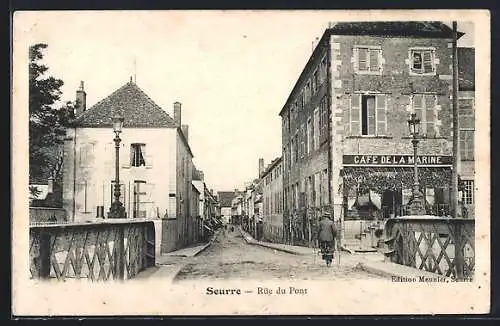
[
  {"x1": 257, "y1": 219, "x2": 264, "y2": 241},
  {"x1": 318, "y1": 212, "x2": 338, "y2": 267}
]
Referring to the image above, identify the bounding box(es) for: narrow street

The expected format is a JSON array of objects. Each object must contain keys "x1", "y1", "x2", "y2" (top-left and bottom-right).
[{"x1": 169, "y1": 228, "x2": 384, "y2": 282}]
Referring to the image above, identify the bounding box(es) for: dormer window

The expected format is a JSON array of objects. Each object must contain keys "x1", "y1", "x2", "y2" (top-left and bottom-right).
[{"x1": 409, "y1": 48, "x2": 435, "y2": 75}]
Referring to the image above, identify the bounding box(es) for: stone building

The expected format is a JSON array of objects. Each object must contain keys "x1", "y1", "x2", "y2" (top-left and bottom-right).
[
  {"x1": 261, "y1": 157, "x2": 284, "y2": 243},
  {"x1": 280, "y1": 22, "x2": 467, "y2": 241},
  {"x1": 62, "y1": 78, "x2": 198, "y2": 254},
  {"x1": 458, "y1": 47, "x2": 475, "y2": 218}
]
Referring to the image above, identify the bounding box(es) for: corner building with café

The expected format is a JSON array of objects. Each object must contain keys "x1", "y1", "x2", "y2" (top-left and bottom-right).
[{"x1": 280, "y1": 22, "x2": 461, "y2": 230}]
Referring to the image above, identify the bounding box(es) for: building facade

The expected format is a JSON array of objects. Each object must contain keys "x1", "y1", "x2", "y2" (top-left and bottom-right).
[
  {"x1": 280, "y1": 22, "x2": 466, "y2": 244},
  {"x1": 62, "y1": 79, "x2": 199, "y2": 253},
  {"x1": 458, "y1": 47, "x2": 475, "y2": 218},
  {"x1": 261, "y1": 157, "x2": 284, "y2": 243}
]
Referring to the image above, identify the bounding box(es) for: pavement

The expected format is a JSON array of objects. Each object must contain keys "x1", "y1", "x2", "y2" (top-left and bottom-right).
[
  {"x1": 238, "y1": 227, "x2": 384, "y2": 269},
  {"x1": 134, "y1": 226, "x2": 449, "y2": 282},
  {"x1": 134, "y1": 230, "x2": 221, "y2": 281},
  {"x1": 237, "y1": 227, "x2": 450, "y2": 280}
]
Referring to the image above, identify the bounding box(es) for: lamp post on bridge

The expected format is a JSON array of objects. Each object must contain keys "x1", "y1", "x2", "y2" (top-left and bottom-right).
[
  {"x1": 407, "y1": 112, "x2": 426, "y2": 215},
  {"x1": 108, "y1": 113, "x2": 126, "y2": 219}
]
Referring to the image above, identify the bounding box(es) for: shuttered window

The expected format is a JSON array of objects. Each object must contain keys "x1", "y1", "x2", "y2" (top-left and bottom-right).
[
  {"x1": 376, "y1": 94, "x2": 387, "y2": 135},
  {"x1": 412, "y1": 94, "x2": 437, "y2": 136},
  {"x1": 355, "y1": 46, "x2": 382, "y2": 74},
  {"x1": 410, "y1": 48, "x2": 435, "y2": 74},
  {"x1": 350, "y1": 93, "x2": 388, "y2": 136},
  {"x1": 350, "y1": 94, "x2": 361, "y2": 135}
]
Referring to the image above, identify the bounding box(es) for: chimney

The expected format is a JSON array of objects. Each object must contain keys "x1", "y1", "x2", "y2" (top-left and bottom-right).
[
  {"x1": 174, "y1": 102, "x2": 182, "y2": 126},
  {"x1": 75, "y1": 81, "x2": 86, "y2": 116},
  {"x1": 258, "y1": 158, "x2": 264, "y2": 178},
  {"x1": 181, "y1": 124, "x2": 189, "y2": 142},
  {"x1": 199, "y1": 171, "x2": 204, "y2": 181}
]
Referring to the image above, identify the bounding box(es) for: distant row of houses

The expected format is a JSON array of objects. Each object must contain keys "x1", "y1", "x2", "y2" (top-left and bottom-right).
[
  {"x1": 234, "y1": 22, "x2": 476, "y2": 246},
  {"x1": 29, "y1": 78, "x2": 222, "y2": 254}
]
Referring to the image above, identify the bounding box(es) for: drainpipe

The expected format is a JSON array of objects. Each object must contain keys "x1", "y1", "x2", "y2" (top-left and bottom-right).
[{"x1": 451, "y1": 21, "x2": 460, "y2": 218}]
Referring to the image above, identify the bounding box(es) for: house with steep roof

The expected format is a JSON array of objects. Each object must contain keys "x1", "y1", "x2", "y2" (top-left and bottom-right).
[{"x1": 62, "y1": 78, "x2": 197, "y2": 253}]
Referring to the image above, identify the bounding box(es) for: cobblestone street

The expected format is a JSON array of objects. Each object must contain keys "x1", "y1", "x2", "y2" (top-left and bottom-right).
[{"x1": 166, "y1": 229, "x2": 384, "y2": 282}]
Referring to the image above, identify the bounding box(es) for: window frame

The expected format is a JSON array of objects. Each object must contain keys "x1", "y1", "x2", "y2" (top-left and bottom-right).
[
  {"x1": 462, "y1": 179, "x2": 474, "y2": 205},
  {"x1": 459, "y1": 129, "x2": 475, "y2": 161},
  {"x1": 350, "y1": 92, "x2": 388, "y2": 137},
  {"x1": 410, "y1": 93, "x2": 438, "y2": 137},
  {"x1": 353, "y1": 45, "x2": 383, "y2": 75},
  {"x1": 130, "y1": 143, "x2": 147, "y2": 167},
  {"x1": 408, "y1": 47, "x2": 436, "y2": 76}
]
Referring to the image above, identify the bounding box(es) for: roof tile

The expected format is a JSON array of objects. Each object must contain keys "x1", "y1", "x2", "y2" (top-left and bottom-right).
[{"x1": 72, "y1": 81, "x2": 177, "y2": 128}]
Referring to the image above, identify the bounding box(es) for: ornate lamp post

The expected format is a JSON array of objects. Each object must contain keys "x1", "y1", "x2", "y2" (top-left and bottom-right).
[
  {"x1": 407, "y1": 113, "x2": 426, "y2": 215},
  {"x1": 108, "y1": 113, "x2": 126, "y2": 219}
]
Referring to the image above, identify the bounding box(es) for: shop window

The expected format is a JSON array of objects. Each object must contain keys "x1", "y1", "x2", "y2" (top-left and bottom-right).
[
  {"x1": 462, "y1": 180, "x2": 474, "y2": 205},
  {"x1": 409, "y1": 48, "x2": 435, "y2": 75},
  {"x1": 412, "y1": 94, "x2": 437, "y2": 137},
  {"x1": 354, "y1": 46, "x2": 382, "y2": 74}
]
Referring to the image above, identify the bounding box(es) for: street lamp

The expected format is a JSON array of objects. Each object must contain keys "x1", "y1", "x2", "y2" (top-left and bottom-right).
[
  {"x1": 108, "y1": 112, "x2": 126, "y2": 219},
  {"x1": 407, "y1": 113, "x2": 426, "y2": 215}
]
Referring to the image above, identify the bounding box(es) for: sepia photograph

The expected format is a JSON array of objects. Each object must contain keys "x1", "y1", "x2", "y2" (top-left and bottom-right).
[{"x1": 12, "y1": 10, "x2": 490, "y2": 316}]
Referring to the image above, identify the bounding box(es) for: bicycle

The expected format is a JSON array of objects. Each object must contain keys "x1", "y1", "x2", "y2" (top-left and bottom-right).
[{"x1": 319, "y1": 241, "x2": 334, "y2": 267}]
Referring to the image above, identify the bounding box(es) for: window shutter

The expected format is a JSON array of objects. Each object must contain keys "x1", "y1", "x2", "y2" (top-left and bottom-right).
[
  {"x1": 425, "y1": 95, "x2": 436, "y2": 136},
  {"x1": 350, "y1": 94, "x2": 361, "y2": 135},
  {"x1": 376, "y1": 95, "x2": 387, "y2": 135},
  {"x1": 121, "y1": 143, "x2": 130, "y2": 168},
  {"x1": 358, "y1": 48, "x2": 368, "y2": 71},
  {"x1": 144, "y1": 145, "x2": 153, "y2": 168},
  {"x1": 367, "y1": 96, "x2": 376, "y2": 135},
  {"x1": 369, "y1": 49, "x2": 379, "y2": 72},
  {"x1": 411, "y1": 51, "x2": 422, "y2": 72},
  {"x1": 79, "y1": 146, "x2": 86, "y2": 167},
  {"x1": 423, "y1": 51, "x2": 433, "y2": 73},
  {"x1": 413, "y1": 94, "x2": 423, "y2": 124}
]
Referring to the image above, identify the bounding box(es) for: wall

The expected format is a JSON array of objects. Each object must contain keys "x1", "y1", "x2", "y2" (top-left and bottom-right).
[
  {"x1": 29, "y1": 207, "x2": 67, "y2": 224},
  {"x1": 328, "y1": 35, "x2": 454, "y2": 220},
  {"x1": 458, "y1": 90, "x2": 475, "y2": 218},
  {"x1": 63, "y1": 127, "x2": 176, "y2": 222},
  {"x1": 176, "y1": 128, "x2": 194, "y2": 247},
  {"x1": 161, "y1": 218, "x2": 178, "y2": 253},
  {"x1": 262, "y1": 160, "x2": 284, "y2": 243}
]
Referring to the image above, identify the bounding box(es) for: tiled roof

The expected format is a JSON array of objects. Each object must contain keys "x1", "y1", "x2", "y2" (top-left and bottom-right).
[
  {"x1": 328, "y1": 21, "x2": 464, "y2": 39},
  {"x1": 217, "y1": 191, "x2": 236, "y2": 207},
  {"x1": 458, "y1": 47, "x2": 475, "y2": 91},
  {"x1": 72, "y1": 81, "x2": 177, "y2": 128},
  {"x1": 280, "y1": 22, "x2": 465, "y2": 117}
]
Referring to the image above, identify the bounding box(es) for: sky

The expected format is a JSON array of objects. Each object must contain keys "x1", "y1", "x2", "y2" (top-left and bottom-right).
[{"x1": 15, "y1": 11, "x2": 475, "y2": 192}]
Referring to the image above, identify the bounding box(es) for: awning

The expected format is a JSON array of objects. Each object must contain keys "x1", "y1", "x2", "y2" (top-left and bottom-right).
[{"x1": 342, "y1": 166, "x2": 452, "y2": 194}]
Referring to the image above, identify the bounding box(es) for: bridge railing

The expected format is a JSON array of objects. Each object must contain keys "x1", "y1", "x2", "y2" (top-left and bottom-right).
[
  {"x1": 384, "y1": 216, "x2": 474, "y2": 280},
  {"x1": 29, "y1": 219, "x2": 155, "y2": 281}
]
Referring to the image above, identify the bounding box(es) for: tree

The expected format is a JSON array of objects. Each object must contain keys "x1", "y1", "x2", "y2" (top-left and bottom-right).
[{"x1": 29, "y1": 43, "x2": 75, "y2": 180}]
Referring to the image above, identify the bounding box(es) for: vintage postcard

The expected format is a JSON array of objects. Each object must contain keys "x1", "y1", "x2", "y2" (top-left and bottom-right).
[{"x1": 12, "y1": 10, "x2": 490, "y2": 316}]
